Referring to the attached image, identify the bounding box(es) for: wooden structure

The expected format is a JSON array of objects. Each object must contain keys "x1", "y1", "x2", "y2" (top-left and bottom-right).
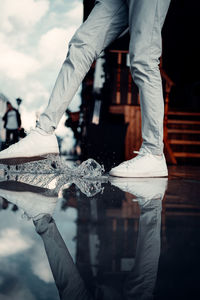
[
  {"x1": 109, "y1": 105, "x2": 141, "y2": 160},
  {"x1": 106, "y1": 50, "x2": 177, "y2": 162},
  {"x1": 161, "y1": 65, "x2": 200, "y2": 163},
  {"x1": 106, "y1": 49, "x2": 200, "y2": 163},
  {"x1": 166, "y1": 111, "x2": 200, "y2": 163}
]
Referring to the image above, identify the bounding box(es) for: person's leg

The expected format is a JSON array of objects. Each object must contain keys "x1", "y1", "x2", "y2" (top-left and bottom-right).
[
  {"x1": 128, "y1": 0, "x2": 171, "y2": 155},
  {"x1": 12, "y1": 129, "x2": 19, "y2": 144},
  {"x1": 109, "y1": 0, "x2": 171, "y2": 177},
  {"x1": 5, "y1": 130, "x2": 11, "y2": 145},
  {"x1": 0, "y1": 0, "x2": 128, "y2": 163},
  {"x1": 124, "y1": 198, "x2": 162, "y2": 299},
  {"x1": 34, "y1": 215, "x2": 93, "y2": 300},
  {"x1": 38, "y1": 0, "x2": 128, "y2": 133}
]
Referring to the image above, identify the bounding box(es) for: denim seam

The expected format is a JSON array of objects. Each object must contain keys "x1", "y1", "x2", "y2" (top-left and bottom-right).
[{"x1": 148, "y1": 0, "x2": 162, "y2": 149}]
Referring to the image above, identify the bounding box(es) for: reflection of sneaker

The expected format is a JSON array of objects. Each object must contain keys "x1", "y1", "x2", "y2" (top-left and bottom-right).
[
  {"x1": 109, "y1": 177, "x2": 168, "y2": 204},
  {"x1": 73, "y1": 177, "x2": 106, "y2": 197},
  {"x1": 0, "y1": 128, "x2": 59, "y2": 165},
  {"x1": 1, "y1": 173, "x2": 60, "y2": 192},
  {"x1": 0, "y1": 181, "x2": 58, "y2": 220},
  {"x1": 109, "y1": 151, "x2": 168, "y2": 178},
  {"x1": 0, "y1": 169, "x2": 106, "y2": 200}
]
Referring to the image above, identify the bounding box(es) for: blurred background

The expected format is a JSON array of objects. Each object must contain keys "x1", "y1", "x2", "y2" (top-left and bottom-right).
[{"x1": 0, "y1": 0, "x2": 200, "y2": 170}]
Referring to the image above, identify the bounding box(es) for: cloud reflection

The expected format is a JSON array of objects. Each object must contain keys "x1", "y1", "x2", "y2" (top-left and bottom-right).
[{"x1": 0, "y1": 228, "x2": 33, "y2": 257}]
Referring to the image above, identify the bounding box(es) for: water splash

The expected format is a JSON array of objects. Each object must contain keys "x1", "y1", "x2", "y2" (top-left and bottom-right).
[
  {"x1": 71, "y1": 177, "x2": 105, "y2": 197},
  {"x1": 0, "y1": 156, "x2": 107, "y2": 199},
  {"x1": 70, "y1": 159, "x2": 105, "y2": 178},
  {"x1": 0, "y1": 156, "x2": 105, "y2": 178}
]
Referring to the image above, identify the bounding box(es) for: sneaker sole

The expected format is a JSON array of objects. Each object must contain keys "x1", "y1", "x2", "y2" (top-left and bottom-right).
[
  {"x1": 109, "y1": 170, "x2": 168, "y2": 178},
  {"x1": 0, "y1": 153, "x2": 59, "y2": 165}
]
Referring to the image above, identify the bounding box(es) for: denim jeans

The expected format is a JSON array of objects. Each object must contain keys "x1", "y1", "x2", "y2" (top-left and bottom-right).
[
  {"x1": 34, "y1": 199, "x2": 162, "y2": 299},
  {"x1": 124, "y1": 199, "x2": 162, "y2": 299},
  {"x1": 38, "y1": 0, "x2": 171, "y2": 155},
  {"x1": 6, "y1": 129, "x2": 19, "y2": 145}
]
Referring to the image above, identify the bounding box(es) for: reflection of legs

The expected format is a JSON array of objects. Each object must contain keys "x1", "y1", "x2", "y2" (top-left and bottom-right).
[
  {"x1": 124, "y1": 200, "x2": 162, "y2": 299},
  {"x1": 34, "y1": 215, "x2": 92, "y2": 300},
  {"x1": 38, "y1": 0, "x2": 128, "y2": 133},
  {"x1": 128, "y1": 0, "x2": 171, "y2": 155}
]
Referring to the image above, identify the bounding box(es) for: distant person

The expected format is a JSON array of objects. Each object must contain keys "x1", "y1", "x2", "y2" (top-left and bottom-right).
[
  {"x1": 3, "y1": 101, "x2": 21, "y2": 146},
  {"x1": 0, "y1": 0, "x2": 171, "y2": 178}
]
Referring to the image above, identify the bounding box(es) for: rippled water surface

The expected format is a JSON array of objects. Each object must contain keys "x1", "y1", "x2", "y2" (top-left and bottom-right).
[{"x1": 0, "y1": 161, "x2": 200, "y2": 300}]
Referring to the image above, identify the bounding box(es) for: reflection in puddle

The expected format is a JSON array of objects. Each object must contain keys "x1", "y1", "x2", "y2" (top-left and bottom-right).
[
  {"x1": 34, "y1": 178, "x2": 166, "y2": 299},
  {"x1": 0, "y1": 165, "x2": 168, "y2": 299}
]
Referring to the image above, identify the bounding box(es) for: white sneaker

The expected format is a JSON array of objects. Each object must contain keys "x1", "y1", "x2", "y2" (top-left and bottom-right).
[
  {"x1": 0, "y1": 127, "x2": 59, "y2": 165},
  {"x1": 109, "y1": 150, "x2": 168, "y2": 178},
  {"x1": 0, "y1": 181, "x2": 58, "y2": 220},
  {"x1": 109, "y1": 177, "x2": 168, "y2": 203}
]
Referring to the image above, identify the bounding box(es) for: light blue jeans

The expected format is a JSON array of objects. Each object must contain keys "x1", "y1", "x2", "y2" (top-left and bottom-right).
[
  {"x1": 33, "y1": 199, "x2": 162, "y2": 299},
  {"x1": 38, "y1": 0, "x2": 171, "y2": 155}
]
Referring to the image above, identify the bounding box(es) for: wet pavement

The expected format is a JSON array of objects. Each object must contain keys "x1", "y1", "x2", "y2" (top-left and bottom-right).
[{"x1": 0, "y1": 160, "x2": 200, "y2": 300}]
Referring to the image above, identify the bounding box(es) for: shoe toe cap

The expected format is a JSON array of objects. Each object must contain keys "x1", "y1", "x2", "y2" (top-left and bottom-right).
[{"x1": 109, "y1": 165, "x2": 126, "y2": 176}]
